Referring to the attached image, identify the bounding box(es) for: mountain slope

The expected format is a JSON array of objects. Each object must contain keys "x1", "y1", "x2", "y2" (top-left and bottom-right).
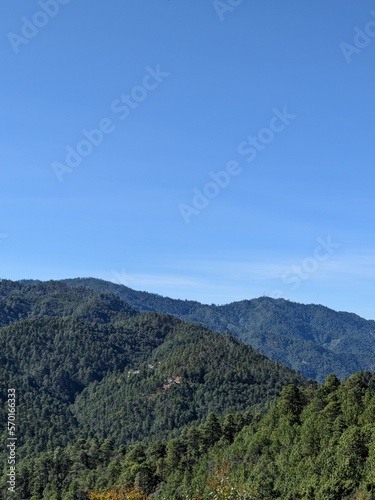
[
  {"x1": 72, "y1": 313, "x2": 307, "y2": 445},
  {"x1": 0, "y1": 279, "x2": 137, "y2": 327},
  {"x1": 0, "y1": 314, "x2": 168, "y2": 461},
  {"x1": 0, "y1": 281, "x2": 308, "y2": 468},
  {"x1": 61, "y1": 278, "x2": 375, "y2": 381}
]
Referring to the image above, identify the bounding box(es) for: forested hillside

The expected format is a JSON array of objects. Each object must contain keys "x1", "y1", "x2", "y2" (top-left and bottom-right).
[
  {"x1": 3, "y1": 372, "x2": 375, "y2": 499},
  {"x1": 1, "y1": 280, "x2": 374, "y2": 498},
  {"x1": 62, "y1": 278, "x2": 375, "y2": 381},
  {"x1": 0, "y1": 280, "x2": 137, "y2": 326},
  {"x1": 0, "y1": 280, "x2": 309, "y2": 499}
]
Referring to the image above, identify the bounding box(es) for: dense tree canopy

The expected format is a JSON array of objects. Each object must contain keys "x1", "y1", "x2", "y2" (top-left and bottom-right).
[
  {"x1": 1, "y1": 280, "x2": 374, "y2": 499},
  {"x1": 62, "y1": 277, "x2": 375, "y2": 381},
  {"x1": 2, "y1": 373, "x2": 375, "y2": 499}
]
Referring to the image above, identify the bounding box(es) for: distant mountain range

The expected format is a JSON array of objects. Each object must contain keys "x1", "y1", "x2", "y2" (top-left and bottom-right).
[
  {"x1": 57, "y1": 277, "x2": 375, "y2": 382},
  {"x1": 1, "y1": 278, "x2": 374, "y2": 498}
]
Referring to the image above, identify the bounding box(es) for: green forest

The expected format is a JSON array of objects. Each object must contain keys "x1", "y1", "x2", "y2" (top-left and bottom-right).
[
  {"x1": 62, "y1": 278, "x2": 375, "y2": 382},
  {"x1": 0, "y1": 280, "x2": 374, "y2": 499},
  {"x1": 3, "y1": 373, "x2": 375, "y2": 499}
]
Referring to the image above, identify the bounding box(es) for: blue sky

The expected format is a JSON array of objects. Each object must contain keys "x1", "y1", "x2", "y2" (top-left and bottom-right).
[{"x1": 1, "y1": 0, "x2": 375, "y2": 319}]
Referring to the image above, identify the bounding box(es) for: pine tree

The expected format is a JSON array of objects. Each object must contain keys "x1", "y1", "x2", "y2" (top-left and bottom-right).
[
  {"x1": 202, "y1": 413, "x2": 222, "y2": 449},
  {"x1": 223, "y1": 413, "x2": 237, "y2": 444}
]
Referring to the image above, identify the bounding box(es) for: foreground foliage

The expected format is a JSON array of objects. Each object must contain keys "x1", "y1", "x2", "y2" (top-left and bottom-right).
[{"x1": 2, "y1": 372, "x2": 375, "y2": 499}]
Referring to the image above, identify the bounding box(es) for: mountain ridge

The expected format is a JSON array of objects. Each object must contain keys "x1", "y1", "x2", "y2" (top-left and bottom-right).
[
  {"x1": 57, "y1": 277, "x2": 375, "y2": 382},
  {"x1": 0, "y1": 280, "x2": 308, "y2": 467},
  {"x1": 1, "y1": 278, "x2": 374, "y2": 498}
]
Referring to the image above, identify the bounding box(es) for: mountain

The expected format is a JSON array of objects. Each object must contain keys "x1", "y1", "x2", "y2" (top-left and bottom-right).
[
  {"x1": 71, "y1": 313, "x2": 307, "y2": 446},
  {"x1": 0, "y1": 280, "x2": 307, "y2": 471},
  {"x1": 1, "y1": 279, "x2": 374, "y2": 499},
  {"x1": 60, "y1": 277, "x2": 375, "y2": 382}
]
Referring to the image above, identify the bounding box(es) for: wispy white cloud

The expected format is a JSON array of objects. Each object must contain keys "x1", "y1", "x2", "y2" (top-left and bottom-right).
[
  {"x1": 166, "y1": 250, "x2": 375, "y2": 283},
  {"x1": 98, "y1": 250, "x2": 375, "y2": 319},
  {"x1": 105, "y1": 251, "x2": 375, "y2": 292},
  {"x1": 103, "y1": 270, "x2": 205, "y2": 291}
]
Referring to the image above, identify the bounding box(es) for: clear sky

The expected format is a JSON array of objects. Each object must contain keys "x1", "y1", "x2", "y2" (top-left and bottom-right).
[{"x1": 1, "y1": 0, "x2": 375, "y2": 319}]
